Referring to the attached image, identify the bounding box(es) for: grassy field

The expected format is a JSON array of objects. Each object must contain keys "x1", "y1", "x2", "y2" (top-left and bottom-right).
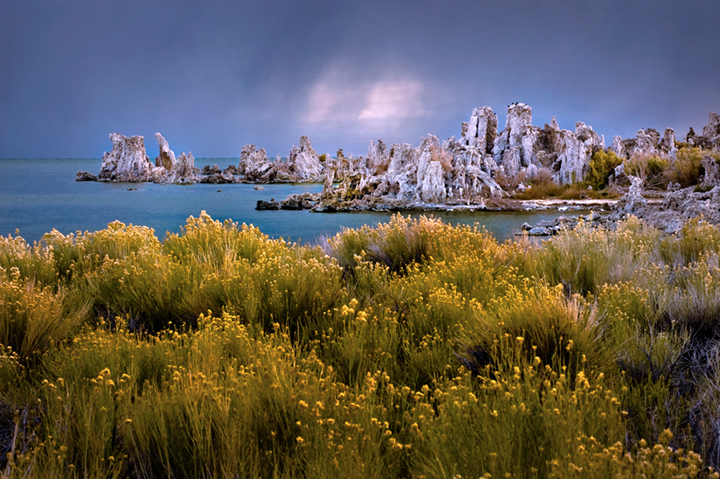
[{"x1": 2, "y1": 212, "x2": 720, "y2": 478}]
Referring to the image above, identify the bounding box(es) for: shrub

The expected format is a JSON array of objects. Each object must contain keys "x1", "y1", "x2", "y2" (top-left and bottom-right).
[
  {"x1": 669, "y1": 147, "x2": 720, "y2": 188},
  {"x1": 585, "y1": 150, "x2": 623, "y2": 191},
  {"x1": 625, "y1": 153, "x2": 670, "y2": 189},
  {"x1": 495, "y1": 168, "x2": 526, "y2": 193}
]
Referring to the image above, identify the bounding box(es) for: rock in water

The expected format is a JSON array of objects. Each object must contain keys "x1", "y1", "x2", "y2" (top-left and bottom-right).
[
  {"x1": 151, "y1": 133, "x2": 199, "y2": 184},
  {"x1": 155, "y1": 132, "x2": 176, "y2": 170},
  {"x1": 76, "y1": 170, "x2": 97, "y2": 181},
  {"x1": 97, "y1": 133, "x2": 153, "y2": 182},
  {"x1": 239, "y1": 144, "x2": 273, "y2": 182},
  {"x1": 285, "y1": 136, "x2": 324, "y2": 181}
]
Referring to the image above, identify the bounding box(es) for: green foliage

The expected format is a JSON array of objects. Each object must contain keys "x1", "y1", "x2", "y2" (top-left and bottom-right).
[
  {"x1": 670, "y1": 147, "x2": 720, "y2": 188},
  {"x1": 585, "y1": 150, "x2": 623, "y2": 191},
  {"x1": 625, "y1": 154, "x2": 670, "y2": 188}
]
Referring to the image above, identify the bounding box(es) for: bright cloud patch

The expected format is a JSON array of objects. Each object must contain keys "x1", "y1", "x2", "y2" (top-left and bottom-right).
[
  {"x1": 304, "y1": 77, "x2": 427, "y2": 125},
  {"x1": 357, "y1": 81, "x2": 426, "y2": 120}
]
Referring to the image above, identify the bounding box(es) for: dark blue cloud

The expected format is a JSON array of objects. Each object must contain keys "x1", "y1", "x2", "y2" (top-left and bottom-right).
[{"x1": 1, "y1": 0, "x2": 719, "y2": 158}]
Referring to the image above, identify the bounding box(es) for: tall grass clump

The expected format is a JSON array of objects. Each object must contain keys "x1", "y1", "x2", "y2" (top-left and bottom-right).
[
  {"x1": 0, "y1": 234, "x2": 58, "y2": 286},
  {"x1": 323, "y1": 215, "x2": 438, "y2": 275},
  {"x1": 0, "y1": 267, "x2": 86, "y2": 361},
  {"x1": 42, "y1": 221, "x2": 161, "y2": 283},
  {"x1": 530, "y1": 216, "x2": 663, "y2": 296}
]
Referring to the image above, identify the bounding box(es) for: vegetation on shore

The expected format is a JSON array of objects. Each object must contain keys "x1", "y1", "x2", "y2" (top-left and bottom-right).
[
  {"x1": 514, "y1": 146, "x2": 720, "y2": 201},
  {"x1": 3, "y1": 212, "x2": 720, "y2": 477}
]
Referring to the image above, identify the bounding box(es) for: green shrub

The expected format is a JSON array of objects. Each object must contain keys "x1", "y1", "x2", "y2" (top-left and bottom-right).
[
  {"x1": 625, "y1": 153, "x2": 670, "y2": 189},
  {"x1": 585, "y1": 150, "x2": 623, "y2": 191},
  {"x1": 669, "y1": 147, "x2": 720, "y2": 188}
]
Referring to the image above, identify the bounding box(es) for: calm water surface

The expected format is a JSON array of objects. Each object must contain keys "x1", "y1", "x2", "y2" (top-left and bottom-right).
[{"x1": 0, "y1": 158, "x2": 582, "y2": 244}]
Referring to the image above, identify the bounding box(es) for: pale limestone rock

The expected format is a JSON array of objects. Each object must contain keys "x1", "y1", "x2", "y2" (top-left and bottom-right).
[
  {"x1": 525, "y1": 164, "x2": 539, "y2": 181},
  {"x1": 239, "y1": 144, "x2": 272, "y2": 181},
  {"x1": 493, "y1": 103, "x2": 532, "y2": 164},
  {"x1": 150, "y1": 134, "x2": 200, "y2": 184},
  {"x1": 98, "y1": 133, "x2": 153, "y2": 182},
  {"x1": 701, "y1": 155, "x2": 720, "y2": 188},
  {"x1": 635, "y1": 129, "x2": 661, "y2": 155},
  {"x1": 553, "y1": 123, "x2": 604, "y2": 185},
  {"x1": 473, "y1": 168, "x2": 504, "y2": 198},
  {"x1": 609, "y1": 135, "x2": 625, "y2": 157},
  {"x1": 461, "y1": 106, "x2": 498, "y2": 154},
  {"x1": 368, "y1": 140, "x2": 391, "y2": 175},
  {"x1": 660, "y1": 128, "x2": 677, "y2": 157},
  {"x1": 286, "y1": 136, "x2": 324, "y2": 182},
  {"x1": 501, "y1": 147, "x2": 522, "y2": 176},
  {"x1": 420, "y1": 161, "x2": 447, "y2": 203},
  {"x1": 699, "y1": 112, "x2": 720, "y2": 150},
  {"x1": 520, "y1": 126, "x2": 540, "y2": 166},
  {"x1": 175, "y1": 152, "x2": 196, "y2": 179},
  {"x1": 702, "y1": 112, "x2": 720, "y2": 140},
  {"x1": 322, "y1": 167, "x2": 335, "y2": 199},
  {"x1": 414, "y1": 135, "x2": 438, "y2": 196},
  {"x1": 155, "y1": 133, "x2": 176, "y2": 170},
  {"x1": 614, "y1": 176, "x2": 647, "y2": 217}
]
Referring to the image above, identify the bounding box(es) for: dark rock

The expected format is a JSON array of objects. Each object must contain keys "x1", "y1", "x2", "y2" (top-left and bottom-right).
[
  {"x1": 280, "y1": 193, "x2": 321, "y2": 210},
  {"x1": 256, "y1": 200, "x2": 280, "y2": 210},
  {"x1": 202, "y1": 164, "x2": 222, "y2": 175},
  {"x1": 200, "y1": 172, "x2": 237, "y2": 184},
  {"x1": 76, "y1": 170, "x2": 97, "y2": 181},
  {"x1": 223, "y1": 165, "x2": 239, "y2": 175}
]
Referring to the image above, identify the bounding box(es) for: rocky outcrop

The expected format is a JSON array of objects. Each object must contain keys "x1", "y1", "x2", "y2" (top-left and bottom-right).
[
  {"x1": 96, "y1": 133, "x2": 154, "y2": 182},
  {"x1": 613, "y1": 128, "x2": 678, "y2": 159},
  {"x1": 200, "y1": 171, "x2": 238, "y2": 184},
  {"x1": 202, "y1": 164, "x2": 222, "y2": 175},
  {"x1": 82, "y1": 133, "x2": 201, "y2": 184},
  {"x1": 149, "y1": 134, "x2": 199, "y2": 184},
  {"x1": 239, "y1": 145, "x2": 274, "y2": 182},
  {"x1": 518, "y1": 212, "x2": 607, "y2": 236},
  {"x1": 303, "y1": 103, "x2": 608, "y2": 211},
  {"x1": 461, "y1": 106, "x2": 497, "y2": 154},
  {"x1": 281, "y1": 136, "x2": 325, "y2": 182},
  {"x1": 239, "y1": 137, "x2": 327, "y2": 183},
  {"x1": 255, "y1": 193, "x2": 321, "y2": 211},
  {"x1": 155, "y1": 132, "x2": 176, "y2": 170},
  {"x1": 604, "y1": 176, "x2": 720, "y2": 234}
]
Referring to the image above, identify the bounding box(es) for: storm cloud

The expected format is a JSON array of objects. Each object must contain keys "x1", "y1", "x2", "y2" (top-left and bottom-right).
[{"x1": 1, "y1": 0, "x2": 719, "y2": 158}]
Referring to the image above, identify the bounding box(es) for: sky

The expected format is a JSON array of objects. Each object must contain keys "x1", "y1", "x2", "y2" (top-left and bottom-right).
[{"x1": 1, "y1": 0, "x2": 719, "y2": 159}]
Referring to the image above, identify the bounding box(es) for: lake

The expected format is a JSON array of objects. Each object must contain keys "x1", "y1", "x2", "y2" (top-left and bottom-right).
[{"x1": 0, "y1": 158, "x2": 580, "y2": 244}]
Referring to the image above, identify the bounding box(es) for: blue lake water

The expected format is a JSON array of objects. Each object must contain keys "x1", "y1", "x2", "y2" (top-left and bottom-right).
[{"x1": 0, "y1": 158, "x2": 580, "y2": 244}]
